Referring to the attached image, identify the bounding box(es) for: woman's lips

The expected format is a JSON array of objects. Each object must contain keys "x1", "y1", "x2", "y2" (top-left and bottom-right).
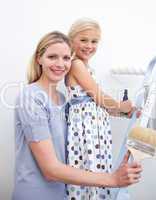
[{"x1": 50, "y1": 68, "x2": 65, "y2": 75}]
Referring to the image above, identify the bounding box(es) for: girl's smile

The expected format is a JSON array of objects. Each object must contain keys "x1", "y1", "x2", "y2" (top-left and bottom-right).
[{"x1": 72, "y1": 29, "x2": 100, "y2": 63}]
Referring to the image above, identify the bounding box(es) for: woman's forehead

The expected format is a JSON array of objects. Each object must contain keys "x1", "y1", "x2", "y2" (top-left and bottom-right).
[{"x1": 45, "y1": 42, "x2": 71, "y2": 54}]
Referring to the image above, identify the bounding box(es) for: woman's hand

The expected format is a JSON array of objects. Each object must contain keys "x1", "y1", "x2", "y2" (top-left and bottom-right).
[{"x1": 111, "y1": 152, "x2": 142, "y2": 187}]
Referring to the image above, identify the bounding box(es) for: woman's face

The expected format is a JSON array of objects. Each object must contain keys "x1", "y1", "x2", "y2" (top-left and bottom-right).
[
  {"x1": 72, "y1": 29, "x2": 100, "y2": 63},
  {"x1": 38, "y1": 42, "x2": 71, "y2": 84}
]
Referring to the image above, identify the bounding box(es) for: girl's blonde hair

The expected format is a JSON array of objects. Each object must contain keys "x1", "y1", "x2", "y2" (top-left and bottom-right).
[
  {"x1": 68, "y1": 18, "x2": 101, "y2": 41},
  {"x1": 27, "y1": 31, "x2": 71, "y2": 84}
]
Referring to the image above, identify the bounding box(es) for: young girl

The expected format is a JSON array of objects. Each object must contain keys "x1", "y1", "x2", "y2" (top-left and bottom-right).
[
  {"x1": 65, "y1": 19, "x2": 135, "y2": 199},
  {"x1": 12, "y1": 31, "x2": 141, "y2": 200}
]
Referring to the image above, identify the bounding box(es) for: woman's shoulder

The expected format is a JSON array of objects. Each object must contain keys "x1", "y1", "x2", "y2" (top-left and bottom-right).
[
  {"x1": 18, "y1": 83, "x2": 42, "y2": 97},
  {"x1": 16, "y1": 83, "x2": 48, "y2": 106}
]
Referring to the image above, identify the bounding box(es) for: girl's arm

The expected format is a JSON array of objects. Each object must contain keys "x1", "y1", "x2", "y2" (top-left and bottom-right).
[
  {"x1": 29, "y1": 139, "x2": 142, "y2": 187},
  {"x1": 68, "y1": 59, "x2": 132, "y2": 113}
]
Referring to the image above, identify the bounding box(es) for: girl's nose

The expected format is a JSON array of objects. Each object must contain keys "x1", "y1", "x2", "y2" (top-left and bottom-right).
[{"x1": 86, "y1": 42, "x2": 92, "y2": 49}]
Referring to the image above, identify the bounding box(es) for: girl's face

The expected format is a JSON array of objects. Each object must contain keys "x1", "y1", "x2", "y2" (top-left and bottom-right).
[
  {"x1": 38, "y1": 42, "x2": 71, "y2": 84},
  {"x1": 72, "y1": 29, "x2": 100, "y2": 63}
]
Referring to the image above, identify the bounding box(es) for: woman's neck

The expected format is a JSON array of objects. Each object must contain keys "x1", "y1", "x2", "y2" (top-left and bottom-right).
[
  {"x1": 37, "y1": 77, "x2": 61, "y2": 105},
  {"x1": 37, "y1": 76, "x2": 57, "y2": 93}
]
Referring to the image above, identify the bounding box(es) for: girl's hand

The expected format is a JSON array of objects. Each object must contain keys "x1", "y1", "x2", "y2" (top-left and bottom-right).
[
  {"x1": 127, "y1": 107, "x2": 142, "y2": 118},
  {"x1": 111, "y1": 152, "x2": 142, "y2": 187},
  {"x1": 119, "y1": 100, "x2": 133, "y2": 113}
]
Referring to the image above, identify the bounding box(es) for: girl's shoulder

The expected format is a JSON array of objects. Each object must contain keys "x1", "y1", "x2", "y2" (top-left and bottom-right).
[
  {"x1": 71, "y1": 58, "x2": 84, "y2": 66},
  {"x1": 70, "y1": 58, "x2": 87, "y2": 74}
]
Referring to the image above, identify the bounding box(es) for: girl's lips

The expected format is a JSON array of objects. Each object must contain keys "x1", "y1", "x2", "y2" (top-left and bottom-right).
[{"x1": 81, "y1": 50, "x2": 93, "y2": 56}]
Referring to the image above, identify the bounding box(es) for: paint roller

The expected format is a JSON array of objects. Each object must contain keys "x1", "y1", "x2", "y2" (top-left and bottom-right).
[{"x1": 127, "y1": 126, "x2": 156, "y2": 162}]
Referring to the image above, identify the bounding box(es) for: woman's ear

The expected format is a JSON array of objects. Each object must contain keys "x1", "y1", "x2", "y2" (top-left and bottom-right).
[{"x1": 36, "y1": 55, "x2": 42, "y2": 66}]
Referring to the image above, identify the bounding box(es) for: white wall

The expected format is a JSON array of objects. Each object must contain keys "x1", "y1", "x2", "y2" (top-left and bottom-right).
[{"x1": 0, "y1": 0, "x2": 156, "y2": 199}]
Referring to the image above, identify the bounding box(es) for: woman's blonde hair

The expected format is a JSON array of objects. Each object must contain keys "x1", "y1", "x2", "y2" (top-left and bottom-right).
[
  {"x1": 68, "y1": 18, "x2": 101, "y2": 41},
  {"x1": 27, "y1": 31, "x2": 71, "y2": 84}
]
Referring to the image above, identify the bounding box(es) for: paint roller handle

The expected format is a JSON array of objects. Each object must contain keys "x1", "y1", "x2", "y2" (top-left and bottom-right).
[
  {"x1": 123, "y1": 89, "x2": 128, "y2": 101},
  {"x1": 120, "y1": 89, "x2": 129, "y2": 117}
]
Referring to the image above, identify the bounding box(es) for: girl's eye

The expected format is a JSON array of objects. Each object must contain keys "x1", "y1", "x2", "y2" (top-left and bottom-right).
[
  {"x1": 92, "y1": 40, "x2": 98, "y2": 44},
  {"x1": 80, "y1": 39, "x2": 87, "y2": 42}
]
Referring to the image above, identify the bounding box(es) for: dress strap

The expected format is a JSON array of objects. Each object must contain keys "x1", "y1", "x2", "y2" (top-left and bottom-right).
[{"x1": 65, "y1": 96, "x2": 93, "y2": 120}]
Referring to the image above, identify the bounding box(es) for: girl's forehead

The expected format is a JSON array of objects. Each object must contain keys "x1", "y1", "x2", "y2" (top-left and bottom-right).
[{"x1": 76, "y1": 29, "x2": 101, "y2": 38}]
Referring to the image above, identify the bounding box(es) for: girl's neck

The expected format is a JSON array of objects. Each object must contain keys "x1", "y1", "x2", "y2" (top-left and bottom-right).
[{"x1": 83, "y1": 59, "x2": 89, "y2": 65}]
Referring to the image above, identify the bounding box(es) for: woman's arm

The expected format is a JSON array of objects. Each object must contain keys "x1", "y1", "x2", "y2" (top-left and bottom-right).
[
  {"x1": 68, "y1": 59, "x2": 132, "y2": 113},
  {"x1": 29, "y1": 139, "x2": 142, "y2": 187}
]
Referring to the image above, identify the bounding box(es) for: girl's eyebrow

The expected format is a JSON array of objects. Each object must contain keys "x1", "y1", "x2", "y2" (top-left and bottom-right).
[
  {"x1": 79, "y1": 36, "x2": 88, "y2": 39},
  {"x1": 79, "y1": 35, "x2": 99, "y2": 39}
]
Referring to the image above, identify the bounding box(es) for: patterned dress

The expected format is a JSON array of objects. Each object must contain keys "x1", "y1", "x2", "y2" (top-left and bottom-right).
[{"x1": 66, "y1": 68, "x2": 113, "y2": 200}]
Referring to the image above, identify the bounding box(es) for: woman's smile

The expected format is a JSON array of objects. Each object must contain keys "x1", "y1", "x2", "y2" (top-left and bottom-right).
[{"x1": 49, "y1": 67, "x2": 65, "y2": 76}]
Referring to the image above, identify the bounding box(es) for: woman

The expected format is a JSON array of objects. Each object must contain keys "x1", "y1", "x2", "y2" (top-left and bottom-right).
[{"x1": 12, "y1": 31, "x2": 142, "y2": 200}]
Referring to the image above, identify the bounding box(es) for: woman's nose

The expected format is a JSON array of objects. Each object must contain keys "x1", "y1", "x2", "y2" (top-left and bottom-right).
[{"x1": 56, "y1": 58, "x2": 64, "y2": 68}]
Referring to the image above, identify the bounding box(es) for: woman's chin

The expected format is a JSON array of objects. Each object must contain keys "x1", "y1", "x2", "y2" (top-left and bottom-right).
[{"x1": 49, "y1": 75, "x2": 64, "y2": 83}]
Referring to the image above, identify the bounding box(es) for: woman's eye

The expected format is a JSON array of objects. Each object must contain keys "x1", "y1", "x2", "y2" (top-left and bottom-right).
[
  {"x1": 64, "y1": 56, "x2": 71, "y2": 61},
  {"x1": 48, "y1": 55, "x2": 57, "y2": 59}
]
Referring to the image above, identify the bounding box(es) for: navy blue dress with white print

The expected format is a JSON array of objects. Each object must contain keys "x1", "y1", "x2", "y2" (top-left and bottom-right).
[{"x1": 66, "y1": 68, "x2": 113, "y2": 200}]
